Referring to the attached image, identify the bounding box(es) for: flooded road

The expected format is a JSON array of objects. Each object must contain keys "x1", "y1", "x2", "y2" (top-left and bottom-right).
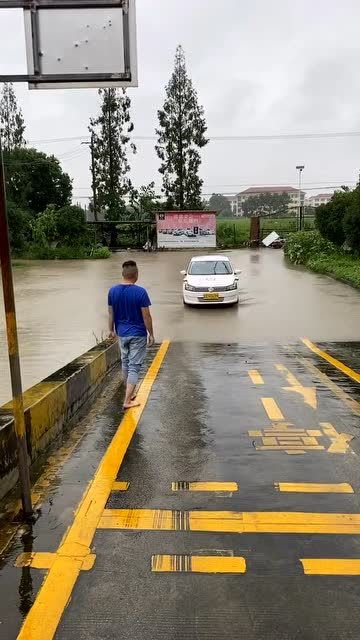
[{"x1": 1, "y1": 248, "x2": 360, "y2": 404}]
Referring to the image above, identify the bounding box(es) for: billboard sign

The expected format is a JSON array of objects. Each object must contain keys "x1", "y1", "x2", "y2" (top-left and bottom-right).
[{"x1": 157, "y1": 211, "x2": 216, "y2": 249}]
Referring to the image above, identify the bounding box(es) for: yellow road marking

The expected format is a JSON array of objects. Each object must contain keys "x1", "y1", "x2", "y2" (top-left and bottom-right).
[
  {"x1": 292, "y1": 349, "x2": 360, "y2": 417},
  {"x1": 98, "y1": 509, "x2": 360, "y2": 534},
  {"x1": 321, "y1": 423, "x2": 353, "y2": 453},
  {"x1": 302, "y1": 338, "x2": 360, "y2": 384},
  {"x1": 248, "y1": 370, "x2": 264, "y2": 384},
  {"x1": 15, "y1": 552, "x2": 95, "y2": 571},
  {"x1": 172, "y1": 482, "x2": 238, "y2": 492},
  {"x1": 301, "y1": 559, "x2": 360, "y2": 575},
  {"x1": 112, "y1": 481, "x2": 130, "y2": 491},
  {"x1": 17, "y1": 340, "x2": 170, "y2": 640},
  {"x1": 276, "y1": 363, "x2": 317, "y2": 409},
  {"x1": 276, "y1": 483, "x2": 354, "y2": 493},
  {"x1": 261, "y1": 398, "x2": 284, "y2": 421},
  {"x1": 152, "y1": 554, "x2": 246, "y2": 573}
]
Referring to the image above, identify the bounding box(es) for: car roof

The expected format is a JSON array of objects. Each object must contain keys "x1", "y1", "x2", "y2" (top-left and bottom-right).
[{"x1": 190, "y1": 255, "x2": 230, "y2": 262}]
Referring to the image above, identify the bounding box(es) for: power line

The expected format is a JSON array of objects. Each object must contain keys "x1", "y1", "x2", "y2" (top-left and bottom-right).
[{"x1": 29, "y1": 130, "x2": 360, "y2": 145}]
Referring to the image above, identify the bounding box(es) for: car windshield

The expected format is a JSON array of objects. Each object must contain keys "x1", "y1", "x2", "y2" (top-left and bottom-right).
[{"x1": 189, "y1": 260, "x2": 232, "y2": 275}]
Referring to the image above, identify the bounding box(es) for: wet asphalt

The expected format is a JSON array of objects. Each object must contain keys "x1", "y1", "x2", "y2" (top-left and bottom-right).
[
  {"x1": 1, "y1": 340, "x2": 360, "y2": 639},
  {"x1": 1, "y1": 248, "x2": 360, "y2": 403}
]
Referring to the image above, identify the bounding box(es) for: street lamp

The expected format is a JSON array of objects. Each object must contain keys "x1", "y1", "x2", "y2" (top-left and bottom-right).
[{"x1": 296, "y1": 165, "x2": 305, "y2": 230}]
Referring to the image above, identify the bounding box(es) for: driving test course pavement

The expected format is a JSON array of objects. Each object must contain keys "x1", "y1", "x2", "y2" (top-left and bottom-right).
[{"x1": 1, "y1": 336, "x2": 360, "y2": 639}]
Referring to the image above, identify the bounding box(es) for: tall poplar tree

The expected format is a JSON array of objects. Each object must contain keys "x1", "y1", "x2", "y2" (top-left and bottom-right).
[
  {"x1": 89, "y1": 88, "x2": 136, "y2": 220},
  {"x1": 156, "y1": 45, "x2": 208, "y2": 210},
  {"x1": 0, "y1": 82, "x2": 26, "y2": 151}
]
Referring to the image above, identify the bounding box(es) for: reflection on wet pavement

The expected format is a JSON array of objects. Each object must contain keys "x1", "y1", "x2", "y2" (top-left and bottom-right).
[{"x1": 1, "y1": 249, "x2": 360, "y2": 403}]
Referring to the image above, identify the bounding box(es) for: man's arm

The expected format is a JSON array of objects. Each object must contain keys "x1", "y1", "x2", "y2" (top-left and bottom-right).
[
  {"x1": 108, "y1": 306, "x2": 116, "y2": 339},
  {"x1": 141, "y1": 307, "x2": 154, "y2": 346}
]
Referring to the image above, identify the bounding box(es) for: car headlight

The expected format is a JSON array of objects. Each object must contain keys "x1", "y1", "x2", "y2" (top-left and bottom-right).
[
  {"x1": 185, "y1": 283, "x2": 196, "y2": 291},
  {"x1": 225, "y1": 281, "x2": 238, "y2": 291}
]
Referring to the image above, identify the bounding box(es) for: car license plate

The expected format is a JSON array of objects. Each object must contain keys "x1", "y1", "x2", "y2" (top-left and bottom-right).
[{"x1": 203, "y1": 292, "x2": 219, "y2": 300}]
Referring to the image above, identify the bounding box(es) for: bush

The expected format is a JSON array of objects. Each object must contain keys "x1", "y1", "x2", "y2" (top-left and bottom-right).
[
  {"x1": 315, "y1": 189, "x2": 353, "y2": 246},
  {"x1": 91, "y1": 247, "x2": 111, "y2": 259},
  {"x1": 20, "y1": 245, "x2": 110, "y2": 260},
  {"x1": 285, "y1": 230, "x2": 360, "y2": 290},
  {"x1": 284, "y1": 231, "x2": 334, "y2": 264}
]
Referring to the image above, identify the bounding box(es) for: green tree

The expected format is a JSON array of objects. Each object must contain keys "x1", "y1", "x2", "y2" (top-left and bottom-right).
[
  {"x1": 315, "y1": 188, "x2": 352, "y2": 247},
  {"x1": 89, "y1": 88, "x2": 136, "y2": 221},
  {"x1": 7, "y1": 202, "x2": 32, "y2": 250},
  {"x1": 31, "y1": 205, "x2": 59, "y2": 247},
  {"x1": 0, "y1": 82, "x2": 26, "y2": 151},
  {"x1": 4, "y1": 147, "x2": 72, "y2": 213},
  {"x1": 156, "y1": 45, "x2": 208, "y2": 209},
  {"x1": 31, "y1": 204, "x2": 89, "y2": 248},
  {"x1": 343, "y1": 187, "x2": 360, "y2": 253},
  {"x1": 129, "y1": 182, "x2": 162, "y2": 219},
  {"x1": 242, "y1": 192, "x2": 291, "y2": 217},
  {"x1": 56, "y1": 205, "x2": 89, "y2": 246},
  {"x1": 208, "y1": 193, "x2": 232, "y2": 217}
]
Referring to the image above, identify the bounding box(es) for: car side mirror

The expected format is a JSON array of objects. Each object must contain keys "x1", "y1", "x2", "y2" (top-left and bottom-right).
[
  {"x1": 234, "y1": 269, "x2": 241, "y2": 275},
  {"x1": 180, "y1": 270, "x2": 186, "y2": 276}
]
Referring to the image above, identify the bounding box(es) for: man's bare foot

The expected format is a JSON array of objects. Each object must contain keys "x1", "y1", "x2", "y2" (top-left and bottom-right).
[{"x1": 123, "y1": 399, "x2": 141, "y2": 409}]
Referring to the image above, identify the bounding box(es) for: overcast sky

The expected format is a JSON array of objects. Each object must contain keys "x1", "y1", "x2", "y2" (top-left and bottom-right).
[{"x1": 1, "y1": 0, "x2": 360, "y2": 204}]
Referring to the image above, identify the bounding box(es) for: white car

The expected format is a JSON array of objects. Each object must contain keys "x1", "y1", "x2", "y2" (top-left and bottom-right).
[{"x1": 181, "y1": 255, "x2": 240, "y2": 306}]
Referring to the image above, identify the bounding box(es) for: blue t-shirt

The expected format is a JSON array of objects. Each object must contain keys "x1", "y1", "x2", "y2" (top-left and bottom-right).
[{"x1": 108, "y1": 284, "x2": 151, "y2": 337}]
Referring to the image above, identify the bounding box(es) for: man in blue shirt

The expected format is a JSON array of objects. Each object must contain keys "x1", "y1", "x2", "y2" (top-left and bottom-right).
[{"x1": 108, "y1": 260, "x2": 154, "y2": 409}]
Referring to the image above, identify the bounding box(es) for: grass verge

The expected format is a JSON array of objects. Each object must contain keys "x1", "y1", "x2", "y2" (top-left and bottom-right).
[{"x1": 285, "y1": 231, "x2": 360, "y2": 289}]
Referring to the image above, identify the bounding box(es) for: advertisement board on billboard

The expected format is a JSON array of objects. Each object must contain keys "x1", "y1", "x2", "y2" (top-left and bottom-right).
[{"x1": 157, "y1": 211, "x2": 216, "y2": 249}]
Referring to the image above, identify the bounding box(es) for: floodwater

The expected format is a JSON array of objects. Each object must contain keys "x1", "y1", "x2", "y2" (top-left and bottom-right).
[{"x1": 0, "y1": 249, "x2": 360, "y2": 404}]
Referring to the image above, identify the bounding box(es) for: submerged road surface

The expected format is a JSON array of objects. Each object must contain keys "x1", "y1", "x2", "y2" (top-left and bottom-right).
[
  {"x1": 2, "y1": 338, "x2": 360, "y2": 639},
  {"x1": 1, "y1": 249, "x2": 360, "y2": 403}
]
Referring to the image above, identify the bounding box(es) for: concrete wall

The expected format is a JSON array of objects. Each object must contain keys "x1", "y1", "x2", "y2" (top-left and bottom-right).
[{"x1": 0, "y1": 339, "x2": 120, "y2": 501}]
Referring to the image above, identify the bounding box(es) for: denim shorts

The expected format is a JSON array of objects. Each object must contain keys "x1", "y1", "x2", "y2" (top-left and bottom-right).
[{"x1": 119, "y1": 336, "x2": 147, "y2": 385}]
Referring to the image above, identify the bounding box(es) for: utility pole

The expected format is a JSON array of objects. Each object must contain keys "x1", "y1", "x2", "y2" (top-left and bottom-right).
[
  {"x1": 107, "y1": 88, "x2": 115, "y2": 217},
  {"x1": 0, "y1": 137, "x2": 32, "y2": 517},
  {"x1": 296, "y1": 164, "x2": 305, "y2": 231},
  {"x1": 82, "y1": 134, "x2": 98, "y2": 222}
]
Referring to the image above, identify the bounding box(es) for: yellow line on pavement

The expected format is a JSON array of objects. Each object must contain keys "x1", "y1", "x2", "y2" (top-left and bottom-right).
[
  {"x1": 152, "y1": 555, "x2": 246, "y2": 573},
  {"x1": 291, "y1": 348, "x2": 360, "y2": 417},
  {"x1": 17, "y1": 340, "x2": 170, "y2": 640},
  {"x1": 276, "y1": 482, "x2": 354, "y2": 493},
  {"x1": 301, "y1": 559, "x2": 360, "y2": 575},
  {"x1": 302, "y1": 338, "x2": 360, "y2": 384},
  {"x1": 261, "y1": 398, "x2": 285, "y2": 421},
  {"x1": 98, "y1": 509, "x2": 360, "y2": 534},
  {"x1": 248, "y1": 370, "x2": 264, "y2": 384},
  {"x1": 112, "y1": 481, "x2": 130, "y2": 491},
  {"x1": 172, "y1": 481, "x2": 238, "y2": 492}
]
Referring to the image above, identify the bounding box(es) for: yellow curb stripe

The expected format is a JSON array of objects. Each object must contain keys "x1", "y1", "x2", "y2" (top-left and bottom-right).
[
  {"x1": 172, "y1": 482, "x2": 238, "y2": 492},
  {"x1": 261, "y1": 398, "x2": 284, "y2": 421},
  {"x1": 302, "y1": 338, "x2": 360, "y2": 384},
  {"x1": 276, "y1": 483, "x2": 354, "y2": 493},
  {"x1": 98, "y1": 509, "x2": 360, "y2": 534},
  {"x1": 301, "y1": 559, "x2": 360, "y2": 575},
  {"x1": 14, "y1": 552, "x2": 95, "y2": 571},
  {"x1": 152, "y1": 555, "x2": 246, "y2": 573},
  {"x1": 248, "y1": 370, "x2": 264, "y2": 384},
  {"x1": 17, "y1": 340, "x2": 170, "y2": 640}
]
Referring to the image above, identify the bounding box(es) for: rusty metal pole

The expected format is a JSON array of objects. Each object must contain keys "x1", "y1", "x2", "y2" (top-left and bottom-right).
[{"x1": 0, "y1": 139, "x2": 32, "y2": 517}]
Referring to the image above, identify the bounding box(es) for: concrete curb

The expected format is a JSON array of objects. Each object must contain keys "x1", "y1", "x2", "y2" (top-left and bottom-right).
[{"x1": 0, "y1": 339, "x2": 120, "y2": 501}]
